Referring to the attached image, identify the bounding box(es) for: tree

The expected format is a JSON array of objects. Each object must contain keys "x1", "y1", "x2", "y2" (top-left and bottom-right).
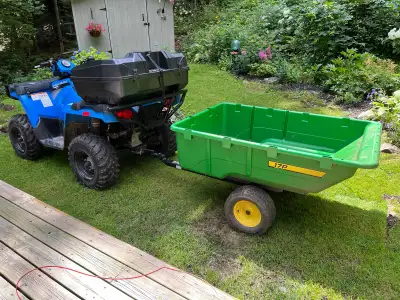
[
  {"x1": 0, "y1": 0, "x2": 44, "y2": 82},
  {"x1": 0, "y1": 0, "x2": 44, "y2": 53}
]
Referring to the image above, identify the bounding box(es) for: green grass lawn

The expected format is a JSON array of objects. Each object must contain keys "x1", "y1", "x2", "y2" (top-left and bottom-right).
[{"x1": 1, "y1": 64, "x2": 400, "y2": 299}]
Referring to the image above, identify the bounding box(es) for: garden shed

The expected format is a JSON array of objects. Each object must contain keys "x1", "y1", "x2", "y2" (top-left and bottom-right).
[{"x1": 70, "y1": 0, "x2": 174, "y2": 58}]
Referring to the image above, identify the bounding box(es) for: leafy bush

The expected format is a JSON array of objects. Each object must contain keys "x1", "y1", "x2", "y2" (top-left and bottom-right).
[
  {"x1": 11, "y1": 68, "x2": 53, "y2": 84},
  {"x1": 321, "y1": 49, "x2": 400, "y2": 103},
  {"x1": 270, "y1": 56, "x2": 316, "y2": 83},
  {"x1": 371, "y1": 91, "x2": 400, "y2": 146},
  {"x1": 388, "y1": 28, "x2": 400, "y2": 55},
  {"x1": 184, "y1": 0, "x2": 400, "y2": 64},
  {"x1": 71, "y1": 47, "x2": 111, "y2": 65},
  {"x1": 230, "y1": 53, "x2": 252, "y2": 75},
  {"x1": 278, "y1": 1, "x2": 353, "y2": 63},
  {"x1": 248, "y1": 63, "x2": 277, "y2": 77}
]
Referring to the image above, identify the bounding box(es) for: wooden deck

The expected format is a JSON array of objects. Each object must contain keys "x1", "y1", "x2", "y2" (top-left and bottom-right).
[{"x1": 0, "y1": 180, "x2": 235, "y2": 300}]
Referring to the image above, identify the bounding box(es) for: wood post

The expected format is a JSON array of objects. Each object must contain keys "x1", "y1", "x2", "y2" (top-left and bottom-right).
[{"x1": 53, "y1": 0, "x2": 65, "y2": 54}]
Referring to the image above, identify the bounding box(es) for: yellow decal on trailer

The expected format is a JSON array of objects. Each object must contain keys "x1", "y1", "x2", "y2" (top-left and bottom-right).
[{"x1": 268, "y1": 161, "x2": 326, "y2": 178}]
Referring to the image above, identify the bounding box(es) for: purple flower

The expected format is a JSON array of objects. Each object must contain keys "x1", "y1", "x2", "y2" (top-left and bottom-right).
[
  {"x1": 367, "y1": 88, "x2": 380, "y2": 100},
  {"x1": 97, "y1": 51, "x2": 101, "y2": 54}
]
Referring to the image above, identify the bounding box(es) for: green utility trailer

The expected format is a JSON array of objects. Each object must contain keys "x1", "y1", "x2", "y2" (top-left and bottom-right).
[{"x1": 170, "y1": 103, "x2": 382, "y2": 234}]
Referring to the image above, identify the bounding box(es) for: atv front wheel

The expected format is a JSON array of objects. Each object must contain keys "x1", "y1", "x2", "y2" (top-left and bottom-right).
[
  {"x1": 8, "y1": 114, "x2": 43, "y2": 160},
  {"x1": 68, "y1": 134, "x2": 119, "y2": 190}
]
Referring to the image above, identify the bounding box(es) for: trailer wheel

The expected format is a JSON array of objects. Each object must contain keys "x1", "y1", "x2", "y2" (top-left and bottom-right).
[
  {"x1": 68, "y1": 134, "x2": 119, "y2": 190},
  {"x1": 224, "y1": 185, "x2": 276, "y2": 234},
  {"x1": 8, "y1": 114, "x2": 43, "y2": 160}
]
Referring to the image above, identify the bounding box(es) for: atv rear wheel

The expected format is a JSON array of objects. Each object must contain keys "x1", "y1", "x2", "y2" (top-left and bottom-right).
[
  {"x1": 151, "y1": 122, "x2": 177, "y2": 158},
  {"x1": 68, "y1": 134, "x2": 119, "y2": 190},
  {"x1": 8, "y1": 114, "x2": 43, "y2": 160}
]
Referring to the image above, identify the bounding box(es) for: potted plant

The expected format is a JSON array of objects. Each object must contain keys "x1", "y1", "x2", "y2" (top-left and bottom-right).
[{"x1": 86, "y1": 22, "x2": 104, "y2": 37}]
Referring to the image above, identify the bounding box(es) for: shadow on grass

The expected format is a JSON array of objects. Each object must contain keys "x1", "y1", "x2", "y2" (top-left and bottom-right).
[
  {"x1": 190, "y1": 181, "x2": 390, "y2": 298},
  {"x1": 116, "y1": 152, "x2": 393, "y2": 298}
]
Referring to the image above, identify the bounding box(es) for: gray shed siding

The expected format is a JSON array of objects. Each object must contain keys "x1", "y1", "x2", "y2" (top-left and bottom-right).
[{"x1": 71, "y1": 0, "x2": 175, "y2": 58}]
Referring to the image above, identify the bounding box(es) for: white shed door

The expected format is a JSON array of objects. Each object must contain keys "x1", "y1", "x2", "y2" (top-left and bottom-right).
[
  {"x1": 146, "y1": 0, "x2": 175, "y2": 51},
  {"x1": 71, "y1": 0, "x2": 112, "y2": 53},
  {"x1": 105, "y1": 0, "x2": 150, "y2": 57}
]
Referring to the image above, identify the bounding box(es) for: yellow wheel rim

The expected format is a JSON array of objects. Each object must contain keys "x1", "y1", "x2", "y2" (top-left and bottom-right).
[{"x1": 233, "y1": 200, "x2": 262, "y2": 228}]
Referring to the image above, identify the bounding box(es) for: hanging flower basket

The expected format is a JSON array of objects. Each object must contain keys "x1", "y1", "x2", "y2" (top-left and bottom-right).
[
  {"x1": 89, "y1": 29, "x2": 102, "y2": 37},
  {"x1": 86, "y1": 22, "x2": 104, "y2": 38}
]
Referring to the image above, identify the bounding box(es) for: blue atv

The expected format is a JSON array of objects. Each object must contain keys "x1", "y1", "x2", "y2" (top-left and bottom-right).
[{"x1": 5, "y1": 51, "x2": 189, "y2": 189}]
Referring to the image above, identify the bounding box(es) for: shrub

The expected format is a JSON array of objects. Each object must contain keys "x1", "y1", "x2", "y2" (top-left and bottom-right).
[
  {"x1": 388, "y1": 28, "x2": 400, "y2": 55},
  {"x1": 71, "y1": 47, "x2": 111, "y2": 65},
  {"x1": 321, "y1": 49, "x2": 400, "y2": 104},
  {"x1": 371, "y1": 91, "x2": 400, "y2": 146},
  {"x1": 183, "y1": 0, "x2": 400, "y2": 65},
  {"x1": 271, "y1": 57, "x2": 316, "y2": 83},
  {"x1": 278, "y1": 1, "x2": 352, "y2": 63},
  {"x1": 248, "y1": 63, "x2": 277, "y2": 77}
]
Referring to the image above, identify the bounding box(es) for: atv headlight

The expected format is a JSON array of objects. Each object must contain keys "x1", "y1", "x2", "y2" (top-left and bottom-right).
[{"x1": 61, "y1": 60, "x2": 71, "y2": 68}]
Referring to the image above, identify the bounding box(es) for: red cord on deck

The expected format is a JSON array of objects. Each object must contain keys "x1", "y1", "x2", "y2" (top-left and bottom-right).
[{"x1": 15, "y1": 265, "x2": 181, "y2": 300}]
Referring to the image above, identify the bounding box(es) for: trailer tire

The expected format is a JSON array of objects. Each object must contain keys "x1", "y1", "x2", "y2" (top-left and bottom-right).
[
  {"x1": 68, "y1": 134, "x2": 119, "y2": 190},
  {"x1": 225, "y1": 185, "x2": 276, "y2": 234},
  {"x1": 8, "y1": 114, "x2": 43, "y2": 160}
]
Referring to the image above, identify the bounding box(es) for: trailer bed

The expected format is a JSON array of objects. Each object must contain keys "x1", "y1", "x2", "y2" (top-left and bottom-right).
[{"x1": 171, "y1": 103, "x2": 382, "y2": 194}]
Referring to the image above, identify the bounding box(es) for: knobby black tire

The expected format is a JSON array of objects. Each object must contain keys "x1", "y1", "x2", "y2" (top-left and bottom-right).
[
  {"x1": 224, "y1": 185, "x2": 276, "y2": 234},
  {"x1": 155, "y1": 122, "x2": 177, "y2": 158},
  {"x1": 8, "y1": 114, "x2": 43, "y2": 160},
  {"x1": 68, "y1": 133, "x2": 119, "y2": 190}
]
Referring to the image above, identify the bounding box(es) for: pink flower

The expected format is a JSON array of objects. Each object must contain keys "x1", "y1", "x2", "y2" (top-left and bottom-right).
[
  {"x1": 259, "y1": 50, "x2": 267, "y2": 61},
  {"x1": 266, "y1": 45, "x2": 272, "y2": 59},
  {"x1": 231, "y1": 51, "x2": 238, "y2": 55},
  {"x1": 170, "y1": 0, "x2": 175, "y2": 4},
  {"x1": 86, "y1": 22, "x2": 105, "y2": 32},
  {"x1": 241, "y1": 50, "x2": 247, "y2": 55}
]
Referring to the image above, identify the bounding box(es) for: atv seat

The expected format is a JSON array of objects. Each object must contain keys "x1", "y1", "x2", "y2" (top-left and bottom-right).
[{"x1": 8, "y1": 78, "x2": 54, "y2": 96}]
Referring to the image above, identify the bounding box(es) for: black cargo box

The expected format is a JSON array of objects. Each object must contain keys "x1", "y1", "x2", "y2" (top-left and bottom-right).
[{"x1": 71, "y1": 51, "x2": 189, "y2": 105}]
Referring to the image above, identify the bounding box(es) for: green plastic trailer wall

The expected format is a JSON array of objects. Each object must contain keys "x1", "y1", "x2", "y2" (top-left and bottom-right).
[{"x1": 171, "y1": 103, "x2": 382, "y2": 194}]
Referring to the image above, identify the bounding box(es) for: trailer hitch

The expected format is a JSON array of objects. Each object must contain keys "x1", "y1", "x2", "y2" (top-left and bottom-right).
[{"x1": 143, "y1": 149, "x2": 182, "y2": 169}]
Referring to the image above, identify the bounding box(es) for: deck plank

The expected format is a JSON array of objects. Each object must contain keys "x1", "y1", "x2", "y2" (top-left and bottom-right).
[
  {"x1": 0, "y1": 196, "x2": 183, "y2": 300},
  {"x1": 0, "y1": 216, "x2": 135, "y2": 300},
  {"x1": 0, "y1": 276, "x2": 28, "y2": 300},
  {"x1": 0, "y1": 242, "x2": 79, "y2": 300},
  {"x1": 0, "y1": 180, "x2": 235, "y2": 300}
]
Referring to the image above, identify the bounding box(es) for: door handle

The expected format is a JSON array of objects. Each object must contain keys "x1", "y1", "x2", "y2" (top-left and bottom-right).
[
  {"x1": 144, "y1": 22, "x2": 150, "y2": 26},
  {"x1": 142, "y1": 14, "x2": 145, "y2": 21}
]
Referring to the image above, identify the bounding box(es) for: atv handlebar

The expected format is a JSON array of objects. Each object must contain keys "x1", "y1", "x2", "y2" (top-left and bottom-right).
[{"x1": 34, "y1": 60, "x2": 56, "y2": 69}]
